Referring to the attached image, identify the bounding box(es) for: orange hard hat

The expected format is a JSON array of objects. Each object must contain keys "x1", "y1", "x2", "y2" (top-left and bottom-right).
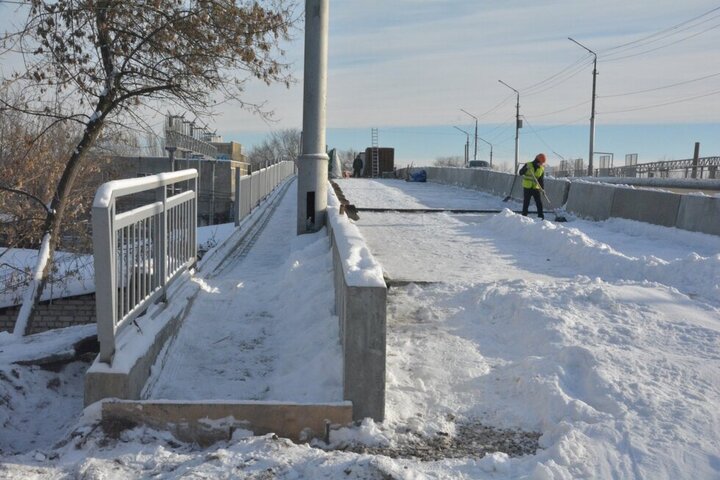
[{"x1": 535, "y1": 153, "x2": 547, "y2": 164}]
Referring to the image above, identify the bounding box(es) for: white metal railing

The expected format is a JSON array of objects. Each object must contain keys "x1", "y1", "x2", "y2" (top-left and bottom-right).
[
  {"x1": 92, "y1": 169, "x2": 198, "y2": 364},
  {"x1": 235, "y1": 160, "x2": 295, "y2": 225}
]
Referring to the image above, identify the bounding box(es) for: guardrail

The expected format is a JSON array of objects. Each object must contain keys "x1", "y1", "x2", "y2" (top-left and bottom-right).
[
  {"x1": 92, "y1": 169, "x2": 198, "y2": 364},
  {"x1": 235, "y1": 161, "x2": 295, "y2": 225}
]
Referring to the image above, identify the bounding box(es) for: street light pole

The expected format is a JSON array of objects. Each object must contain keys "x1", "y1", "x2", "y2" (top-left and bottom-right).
[
  {"x1": 297, "y1": 0, "x2": 330, "y2": 234},
  {"x1": 477, "y1": 135, "x2": 493, "y2": 168},
  {"x1": 498, "y1": 80, "x2": 520, "y2": 173},
  {"x1": 569, "y1": 37, "x2": 597, "y2": 177},
  {"x1": 460, "y1": 109, "x2": 478, "y2": 162},
  {"x1": 453, "y1": 126, "x2": 470, "y2": 166}
]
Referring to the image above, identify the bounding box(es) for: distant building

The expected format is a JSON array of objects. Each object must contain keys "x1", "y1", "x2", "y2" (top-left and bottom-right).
[
  {"x1": 110, "y1": 144, "x2": 249, "y2": 226},
  {"x1": 361, "y1": 147, "x2": 395, "y2": 177}
]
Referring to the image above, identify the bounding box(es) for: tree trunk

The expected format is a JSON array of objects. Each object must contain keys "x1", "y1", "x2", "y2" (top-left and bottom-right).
[{"x1": 13, "y1": 117, "x2": 106, "y2": 336}]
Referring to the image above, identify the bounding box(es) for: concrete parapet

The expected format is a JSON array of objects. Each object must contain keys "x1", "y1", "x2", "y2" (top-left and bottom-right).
[
  {"x1": 415, "y1": 166, "x2": 718, "y2": 235},
  {"x1": 610, "y1": 187, "x2": 681, "y2": 227},
  {"x1": 565, "y1": 182, "x2": 618, "y2": 220},
  {"x1": 327, "y1": 185, "x2": 387, "y2": 422},
  {"x1": 510, "y1": 175, "x2": 524, "y2": 200},
  {"x1": 486, "y1": 171, "x2": 515, "y2": 197},
  {"x1": 544, "y1": 178, "x2": 571, "y2": 208},
  {"x1": 676, "y1": 195, "x2": 720, "y2": 235},
  {"x1": 102, "y1": 400, "x2": 353, "y2": 445},
  {"x1": 85, "y1": 275, "x2": 200, "y2": 406}
]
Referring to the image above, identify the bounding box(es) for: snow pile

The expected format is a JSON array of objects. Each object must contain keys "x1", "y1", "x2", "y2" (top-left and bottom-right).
[
  {"x1": 327, "y1": 186, "x2": 386, "y2": 287},
  {"x1": 1, "y1": 178, "x2": 719, "y2": 478},
  {"x1": 481, "y1": 210, "x2": 720, "y2": 303},
  {"x1": 0, "y1": 249, "x2": 94, "y2": 309}
]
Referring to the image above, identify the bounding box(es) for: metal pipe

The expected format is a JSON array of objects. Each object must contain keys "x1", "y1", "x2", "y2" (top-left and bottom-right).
[{"x1": 297, "y1": 0, "x2": 330, "y2": 234}]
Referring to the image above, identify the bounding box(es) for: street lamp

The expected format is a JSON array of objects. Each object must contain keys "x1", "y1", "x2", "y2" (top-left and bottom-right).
[
  {"x1": 498, "y1": 80, "x2": 521, "y2": 173},
  {"x1": 477, "y1": 135, "x2": 493, "y2": 168},
  {"x1": 453, "y1": 126, "x2": 470, "y2": 167},
  {"x1": 569, "y1": 37, "x2": 597, "y2": 177},
  {"x1": 460, "y1": 109, "x2": 478, "y2": 162}
]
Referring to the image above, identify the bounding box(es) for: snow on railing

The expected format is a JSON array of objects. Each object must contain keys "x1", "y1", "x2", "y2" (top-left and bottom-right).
[
  {"x1": 92, "y1": 169, "x2": 198, "y2": 364},
  {"x1": 235, "y1": 161, "x2": 295, "y2": 225}
]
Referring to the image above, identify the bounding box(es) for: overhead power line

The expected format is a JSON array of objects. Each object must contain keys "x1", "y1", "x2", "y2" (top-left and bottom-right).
[
  {"x1": 602, "y1": 21, "x2": 720, "y2": 63},
  {"x1": 600, "y1": 71, "x2": 720, "y2": 98},
  {"x1": 526, "y1": 99, "x2": 591, "y2": 119},
  {"x1": 601, "y1": 5, "x2": 720, "y2": 55},
  {"x1": 599, "y1": 88, "x2": 720, "y2": 114},
  {"x1": 522, "y1": 54, "x2": 594, "y2": 96}
]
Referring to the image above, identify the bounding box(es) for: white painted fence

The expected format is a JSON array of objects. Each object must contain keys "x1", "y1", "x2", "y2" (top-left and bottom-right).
[
  {"x1": 92, "y1": 170, "x2": 198, "y2": 364},
  {"x1": 235, "y1": 161, "x2": 295, "y2": 225}
]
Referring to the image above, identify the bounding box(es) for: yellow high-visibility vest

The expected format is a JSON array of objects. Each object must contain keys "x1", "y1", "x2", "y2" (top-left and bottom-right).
[{"x1": 522, "y1": 162, "x2": 544, "y2": 189}]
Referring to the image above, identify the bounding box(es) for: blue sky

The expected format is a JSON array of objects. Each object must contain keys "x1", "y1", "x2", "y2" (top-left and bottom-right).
[
  {"x1": 217, "y1": 1, "x2": 720, "y2": 168},
  {"x1": 1, "y1": 1, "x2": 718, "y2": 168}
]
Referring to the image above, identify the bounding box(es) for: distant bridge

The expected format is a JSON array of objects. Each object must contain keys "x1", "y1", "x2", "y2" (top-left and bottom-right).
[{"x1": 554, "y1": 156, "x2": 720, "y2": 179}]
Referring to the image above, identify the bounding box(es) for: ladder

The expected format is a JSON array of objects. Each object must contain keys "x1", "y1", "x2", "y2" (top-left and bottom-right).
[{"x1": 371, "y1": 128, "x2": 380, "y2": 178}]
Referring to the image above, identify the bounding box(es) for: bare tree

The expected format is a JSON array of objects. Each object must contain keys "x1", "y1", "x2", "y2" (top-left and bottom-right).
[
  {"x1": 247, "y1": 128, "x2": 301, "y2": 169},
  {"x1": 434, "y1": 156, "x2": 465, "y2": 167},
  {"x1": 338, "y1": 148, "x2": 359, "y2": 172},
  {"x1": 1, "y1": 0, "x2": 296, "y2": 336}
]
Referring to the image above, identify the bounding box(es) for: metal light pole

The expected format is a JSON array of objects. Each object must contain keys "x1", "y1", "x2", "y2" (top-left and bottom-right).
[
  {"x1": 498, "y1": 80, "x2": 520, "y2": 173},
  {"x1": 453, "y1": 126, "x2": 470, "y2": 166},
  {"x1": 569, "y1": 37, "x2": 597, "y2": 177},
  {"x1": 460, "y1": 109, "x2": 478, "y2": 161},
  {"x1": 477, "y1": 135, "x2": 493, "y2": 168},
  {"x1": 297, "y1": 0, "x2": 329, "y2": 234}
]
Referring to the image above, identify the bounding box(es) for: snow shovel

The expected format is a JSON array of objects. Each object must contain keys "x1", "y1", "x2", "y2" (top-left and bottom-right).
[
  {"x1": 502, "y1": 174, "x2": 519, "y2": 202},
  {"x1": 530, "y1": 176, "x2": 567, "y2": 222}
]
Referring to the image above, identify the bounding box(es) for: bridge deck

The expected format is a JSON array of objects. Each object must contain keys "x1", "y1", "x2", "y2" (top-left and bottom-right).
[{"x1": 145, "y1": 180, "x2": 343, "y2": 403}]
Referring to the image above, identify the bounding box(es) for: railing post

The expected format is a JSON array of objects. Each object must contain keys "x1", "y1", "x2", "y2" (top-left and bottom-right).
[
  {"x1": 235, "y1": 168, "x2": 241, "y2": 227},
  {"x1": 192, "y1": 175, "x2": 198, "y2": 264},
  {"x1": 156, "y1": 185, "x2": 168, "y2": 302},
  {"x1": 93, "y1": 203, "x2": 117, "y2": 364}
]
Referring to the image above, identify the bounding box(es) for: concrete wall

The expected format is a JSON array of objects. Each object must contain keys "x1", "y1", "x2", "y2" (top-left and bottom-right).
[
  {"x1": 111, "y1": 156, "x2": 248, "y2": 226},
  {"x1": 394, "y1": 166, "x2": 720, "y2": 234},
  {"x1": 0, "y1": 293, "x2": 96, "y2": 334},
  {"x1": 327, "y1": 187, "x2": 387, "y2": 422},
  {"x1": 85, "y1": 274, "x2": 200, "y2": 406},
  {"x1": 565, "y1": 182, "x2": 617, "y2": 221},
  {"x1": 676, "y1": 195, "x2": 720, "y2": 236},
  {"x1": 610, "y1": 187, "x2": 681, "y2": 227}
]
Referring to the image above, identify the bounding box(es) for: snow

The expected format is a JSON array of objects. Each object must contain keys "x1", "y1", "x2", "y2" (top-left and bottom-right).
[
  {"x1": 0, "y1": 248, "x2": 95, "y2": 310},
  {"x1": 327, "y1": 189, "x2": 386, "y2": 287},
  {"x1": 1, "y1": 178, "x2": 719, "y2": 478}
]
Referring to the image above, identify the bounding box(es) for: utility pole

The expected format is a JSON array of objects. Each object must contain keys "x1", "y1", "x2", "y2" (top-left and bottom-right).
[
  {"x1": 297, "y1": 0, "x2": 329, "y2": 234},
  {"x1": 477, "y1": 135, "x2": 493, "y2": 168},
  {"x1": 453, "y1": 126, "x2": 470, "y2": 166},
  {"x1": 569, "y1": 37, "x2": 597, "y2": 177},
  {"x1": 460, "y1": 109, "x2": 478, "y2": 161},
  {"x1": 498, "y1": 80, "x2": 520, "y2": 173}
]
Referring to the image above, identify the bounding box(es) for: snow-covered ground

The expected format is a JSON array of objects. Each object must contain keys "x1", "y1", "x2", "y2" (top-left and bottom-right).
[
  {"x1": 0, "y1": 224, "x2": 234, "y2": 311},
  {"x1": 0, "y1": 249, "x2": 94, "y2": 309},
  {"x1": 1, "y1": 178, "x2": 719, "y2": 479}
]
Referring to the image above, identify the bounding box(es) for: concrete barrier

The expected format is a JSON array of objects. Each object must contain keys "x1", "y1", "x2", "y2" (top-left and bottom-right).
[
  {"x1": 610, "y1": 187, "x2": 681, "y2": 227},
  {"x1": 327, "y1": 187, "x2": 387, "y2": 421},
  {"x1": 102, "y1": 400, "x2": 353, "y2": 445},
  {"x1": 85, "y1": 273, "x2": 200, "y2": 405},
  {"x1": 565, "y1": 182, "x2": 618, "y2": 220},
  {"x1": 402, "y1": 166, "x2": 720, "y2": 235},
  {"x1": 544, "y1": 178, "x2": 571, "y2": 208},
  {"x1": 676, "y1": 195, "x2": 720, "y2": 235}
]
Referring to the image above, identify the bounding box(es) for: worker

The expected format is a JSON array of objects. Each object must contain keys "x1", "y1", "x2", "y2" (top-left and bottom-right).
[
  {"x1": 352, "y1": 155, "x2": 363, "y2": 178},
  {"x1": 519, "y1": 153, "x2": 546, "y2": 220}
]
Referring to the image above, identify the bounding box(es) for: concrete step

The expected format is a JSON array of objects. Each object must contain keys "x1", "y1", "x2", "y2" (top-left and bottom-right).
[{"x1": 101, "y1": 400, "x2": 353, "y2": 446}]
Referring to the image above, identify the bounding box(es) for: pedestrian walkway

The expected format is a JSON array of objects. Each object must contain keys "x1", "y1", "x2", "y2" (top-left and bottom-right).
[{"x1": 145, "y1": 180, "x2": 343, "y2": 403}]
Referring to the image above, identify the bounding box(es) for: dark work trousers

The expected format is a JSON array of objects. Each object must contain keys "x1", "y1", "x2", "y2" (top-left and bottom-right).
[{"x1": 522, "y1": 188, "x2": 544, "y2": 219}]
